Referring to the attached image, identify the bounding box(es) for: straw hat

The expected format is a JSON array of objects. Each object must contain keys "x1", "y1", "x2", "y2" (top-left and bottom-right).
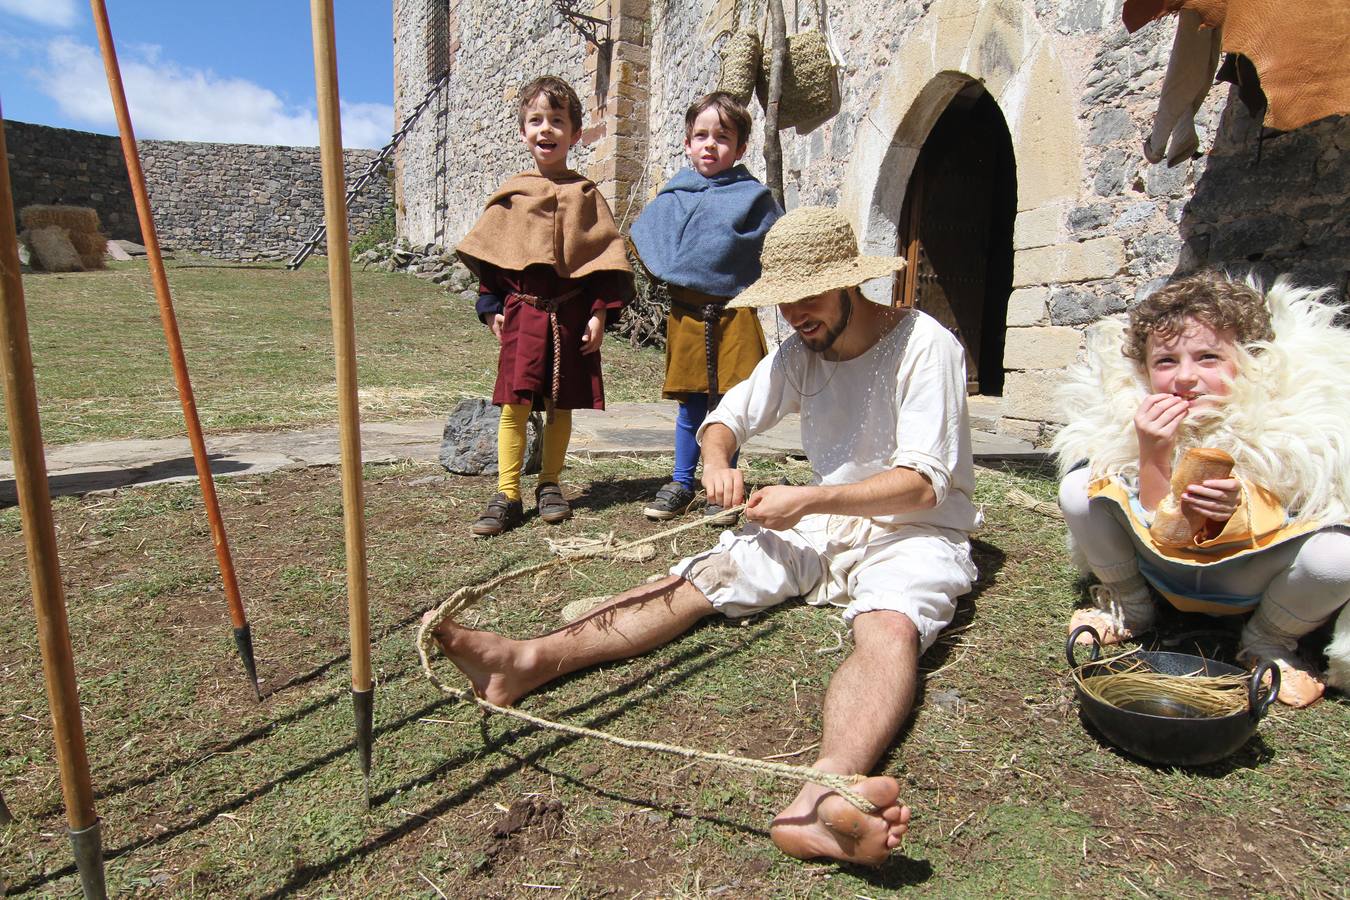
[{"x1": 728, "y1": 207, "x2": 906, "y2": 309}]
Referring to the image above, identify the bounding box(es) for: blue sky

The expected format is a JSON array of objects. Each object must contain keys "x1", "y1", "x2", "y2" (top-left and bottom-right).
[{"x1": 0, "y1": 0, "x2": 394, "y2": 148}]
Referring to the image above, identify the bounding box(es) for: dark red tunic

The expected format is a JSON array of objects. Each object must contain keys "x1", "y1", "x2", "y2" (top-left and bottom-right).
[{"x1": 477, "y1": 262, "x2": 631, "y2": 410}]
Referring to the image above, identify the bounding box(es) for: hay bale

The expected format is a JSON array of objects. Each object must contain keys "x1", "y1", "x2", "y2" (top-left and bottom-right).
[
  {"x1": 26, "y1": 226, "x2": 85, "y2": 273},
  {"x1": 20, "y1": 205, "x2": 101, "y2": 234},
  {"x1": 67, "y1": 230, "x2": 109, "y2": 270}
]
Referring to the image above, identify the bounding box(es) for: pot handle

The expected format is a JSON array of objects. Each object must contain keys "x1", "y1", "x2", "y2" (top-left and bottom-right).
[
  {"x1": 1066, "y1": 624, "x2": 1103, "y2": 669},
  {"x1": 1248, "y1": 661, "x2": 1280, "y2": 721}
]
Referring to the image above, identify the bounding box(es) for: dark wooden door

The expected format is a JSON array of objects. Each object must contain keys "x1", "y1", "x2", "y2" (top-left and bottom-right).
[{"x1": 894, "y1": 91, "x2": 1012, "y2": 394}]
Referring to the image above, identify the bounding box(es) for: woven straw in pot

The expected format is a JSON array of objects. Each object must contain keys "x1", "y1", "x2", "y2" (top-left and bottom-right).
[
  {"x1": 728, "y1": 207, "x2": 905, "y2": 309},
  {"x1": 756, "y1": 29, "x2": 839, "y2": 132},
  {"x1": 717, "y1": 28, "x2": 762, "y2": 105}
]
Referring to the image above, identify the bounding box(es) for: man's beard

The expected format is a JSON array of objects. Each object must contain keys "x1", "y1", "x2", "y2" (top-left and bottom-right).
[{"x1": 801, "y1": 292, "x2": 853, "y2": 353}]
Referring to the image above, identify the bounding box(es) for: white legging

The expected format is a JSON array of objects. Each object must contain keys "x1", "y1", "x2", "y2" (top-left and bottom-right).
[{"x1": 1059, "y1": 467, "x2": 1350, "y2": 637}]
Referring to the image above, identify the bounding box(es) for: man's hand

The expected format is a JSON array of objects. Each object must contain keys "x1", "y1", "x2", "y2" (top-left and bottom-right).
[
  {"x1": 702, "y1": 465, "x2": 745, "y2": 510},
  {"x1": 490, "y1": 313, "x2": 505, "y2": 344},
  {"x1": 745, "y1": 484, "x2": 815, "y2": 531},
  {"x1": 580, "y1": 311, "x2": 606, "y2": 355},
  {"x1": 1182, "y1": 477, "x2": 1240, "y2": 523}
]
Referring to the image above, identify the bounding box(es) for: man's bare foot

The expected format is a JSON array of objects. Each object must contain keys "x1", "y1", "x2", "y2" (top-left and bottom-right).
[
  {"x1": 770, "y1": 775, "x2": 909, "y2": 866},
  {"x1": 420, "y1": 610, "x2": 536, "y2": 706}
]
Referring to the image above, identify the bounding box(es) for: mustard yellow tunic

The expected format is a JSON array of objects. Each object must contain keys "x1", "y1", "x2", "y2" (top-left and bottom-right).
[{"x1": 662, "y1": 284, "x2": 767, "y2": 399}]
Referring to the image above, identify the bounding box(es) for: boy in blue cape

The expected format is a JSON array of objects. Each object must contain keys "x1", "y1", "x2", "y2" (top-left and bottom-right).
[{"x1": 630, "y1": 91, "x2": 783, "y2": 523}]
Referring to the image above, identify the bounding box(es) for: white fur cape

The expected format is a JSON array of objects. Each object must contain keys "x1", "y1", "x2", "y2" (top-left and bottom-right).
[{"x1": 1052, "y1": 278, "x2": 1350, "y2": 529}]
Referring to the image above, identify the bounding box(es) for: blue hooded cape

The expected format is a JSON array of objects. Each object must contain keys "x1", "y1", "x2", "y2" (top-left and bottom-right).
[{"x1": 630, "y1": 165, "x2": 782, "y2": 298}]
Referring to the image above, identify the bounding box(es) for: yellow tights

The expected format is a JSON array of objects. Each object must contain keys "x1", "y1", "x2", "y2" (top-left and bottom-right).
[{"x1": 497, "y1": 402, "x2": 571, "y2": 501}]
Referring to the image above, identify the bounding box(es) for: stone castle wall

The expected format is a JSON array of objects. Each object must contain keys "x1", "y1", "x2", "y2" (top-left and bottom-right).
[
  {"x1": 393, "y1": 0, "x2": 1349, "y2": 444},
  {"x1": 4, "y1": 120, "x2": 141, "y2": 240},
  {"x1": 392, "y1": 0, "x2": 597, "y2": 245},
  {"x1": 5, "y1": 119, "x2": 393, "y2": 261}
]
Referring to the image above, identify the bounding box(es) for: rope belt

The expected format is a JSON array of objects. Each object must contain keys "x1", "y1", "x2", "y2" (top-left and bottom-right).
[
  {"x1": 670, "y1": 287, "x2": 731, "y2": 410},
  {"x1": 415, "y1": 507, "x2": 877, "y2": 813},
  {"x1": 508, "y1": 288, "x2": 583, "y2": 422}
]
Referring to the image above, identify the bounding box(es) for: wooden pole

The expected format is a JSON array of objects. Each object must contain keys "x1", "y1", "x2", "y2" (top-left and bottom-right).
[
  {"x1": 0, "y1": 108, "x2": 108, "y2": 900},
  {"x1": 764, "y1": 0, "x2": 787, "y2": 208},
  {"x1": 87, "y1": 0, "x2": 260, "y2": 700},
  {"x1": 309, "y1": 0, "x2": 375, "y2": 798}
]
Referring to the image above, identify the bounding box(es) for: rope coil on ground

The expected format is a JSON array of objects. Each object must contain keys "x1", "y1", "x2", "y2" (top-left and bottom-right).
[{"x1": 416, "y1": 505, "x2": 877, "y2": 812}]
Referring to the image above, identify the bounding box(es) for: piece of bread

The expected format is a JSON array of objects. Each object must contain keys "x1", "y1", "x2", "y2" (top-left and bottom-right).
[{"x1": 1149, "y1": 447, "x2": 1235, "y2": 547}]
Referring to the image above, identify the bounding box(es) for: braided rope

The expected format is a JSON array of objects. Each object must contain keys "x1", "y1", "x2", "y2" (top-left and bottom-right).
[
  {"x1": 702, "y1": 301, "x2": 723, "y2": 410},
  {"x1": 416, "y1": 507, "x2": 877, "y2": 812},
  {"x1": 508, "y1": 289, "x2": 581, "y2": 424}
]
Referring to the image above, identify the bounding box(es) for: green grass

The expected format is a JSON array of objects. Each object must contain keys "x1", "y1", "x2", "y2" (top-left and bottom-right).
[
  {"x1": 1, "y1": 458, "x2": 1346, "y2": 897},
  {"x1": 3, "y1": 259, "x2": 664, "y2": 451}
]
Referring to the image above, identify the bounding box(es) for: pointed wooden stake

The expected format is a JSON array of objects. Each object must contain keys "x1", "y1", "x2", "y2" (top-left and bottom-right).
[
  {"x1": 308, "y1": 0, "x2": 375, "y2": 795},
  {"x1": 0, "y1": 106, "x2": 107, "y2": 900},
  {"x1": 87, "y1": 0, "x2": 261, "y2": 700}
]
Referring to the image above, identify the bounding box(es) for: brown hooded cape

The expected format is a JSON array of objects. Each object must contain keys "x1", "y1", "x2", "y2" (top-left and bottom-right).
[
  {"x1": 456, "y1": 170, "x2": 631, "y2": 279},
  {"x1": 456, "y1": 171, "x2": 633, "y2": 411}
]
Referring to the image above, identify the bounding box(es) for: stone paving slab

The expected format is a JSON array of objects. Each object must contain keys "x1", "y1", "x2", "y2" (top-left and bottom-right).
[{"x1": 0, "y1": 403, "x2": 1039, "y2": 502}]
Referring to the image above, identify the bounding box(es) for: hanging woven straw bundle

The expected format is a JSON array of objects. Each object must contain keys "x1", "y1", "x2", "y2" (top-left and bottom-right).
[
  {"x1": 756, "y1": 29, "x2": 840, "y2": 133},
  {"x1": 717, "y1": 27, "x2": 762, "y2": 105}
]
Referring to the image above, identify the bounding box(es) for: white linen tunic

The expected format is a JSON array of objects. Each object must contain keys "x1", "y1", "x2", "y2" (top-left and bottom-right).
[{"x1": 673, "y1": 309, "x2": 981, "y2": 651}]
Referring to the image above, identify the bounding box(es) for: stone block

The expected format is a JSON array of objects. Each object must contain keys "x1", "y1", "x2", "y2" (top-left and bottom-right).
[
  {"x1": 1092, "y1": 148, "x2": 1135, "y2": 196},
  {"x1": 1012, "y1": 237, "x2": 1126, "y2": 286},
  {"x1": 1011, "y1": 43, "x2": 1082, "y2": 210},
  {"x1": 1067, "y1": 203, "x2": 1112, "y2": 235},
  {"x1": 1086, "y1": 107, "x2": 1132, "y2": 146},
  {"x1": 1003, "y1": 326, "x2": 1083, "y2": 370},
  {"x1": 1006, "y1": 287, "x2": 1048, "y2": 326},
  {"x1": 440, "y1": 399, "x2": 542, "y2": 476},
  {"x1": 1050, "y1": 284, "x2": 1126, "y2": 325},
  {"x1": 1003, "y1": 369, "x2": 1069, "y2": 423},
  {"x1": 995, "y1": 416, "x2": 1046, "y2": 446},
  {"x1": 1014, "y1": 204, "x2": 1063, "y2": 250}
]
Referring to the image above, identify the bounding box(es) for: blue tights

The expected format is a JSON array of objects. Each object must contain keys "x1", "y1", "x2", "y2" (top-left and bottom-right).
[{"x1": 673, "y1": 394, "x2": 737, "y2": 488}]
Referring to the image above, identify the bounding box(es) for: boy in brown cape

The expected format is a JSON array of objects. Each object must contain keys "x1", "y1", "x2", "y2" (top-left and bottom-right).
[{"x1": 456, "y1": 76, "x2": 634, "y2": 537}]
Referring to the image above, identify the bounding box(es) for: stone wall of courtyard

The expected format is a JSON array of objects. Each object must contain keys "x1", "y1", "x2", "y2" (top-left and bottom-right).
[
  {"x1": 5, "y1": 119, "x2": 393, "y2": 261},
  {"x1": 394, "y1": 0, "x2": 1349, "y2": 444}
]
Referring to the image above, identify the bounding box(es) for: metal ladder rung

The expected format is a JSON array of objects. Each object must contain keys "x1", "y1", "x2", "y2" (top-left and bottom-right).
[{"x1": 287, "y1": 72, "x2": 449, "y2": 270}]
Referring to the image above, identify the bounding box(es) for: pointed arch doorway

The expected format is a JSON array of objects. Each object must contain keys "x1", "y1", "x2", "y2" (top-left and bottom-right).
[{"x1": 894, "y1": 82, "x2": 1017, "y2": 396}]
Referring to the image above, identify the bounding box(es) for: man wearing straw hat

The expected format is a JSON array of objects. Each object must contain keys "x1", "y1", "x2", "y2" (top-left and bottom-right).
[{"x1": 426, "y1": 206, "x2": 979, "y2": 865}]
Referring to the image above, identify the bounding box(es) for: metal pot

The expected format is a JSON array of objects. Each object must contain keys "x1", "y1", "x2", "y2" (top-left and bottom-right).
[{"x1": 1066, "y1": 624, "x2": 1279, "y2": 766}]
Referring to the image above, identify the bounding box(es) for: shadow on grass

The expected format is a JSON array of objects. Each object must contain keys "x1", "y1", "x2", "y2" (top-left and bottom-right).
[
  {"x1": 1075, "y1": 711, "x2": 1276, "y2": 774},
  {"x1": 0, "y1": 454, "x2": 257, "y2": 505},
  {"x1": 899, "y1": 536, "x2": 1006, "y2": 746},
  {"x1": 569, "y1": 474, "x2": 670, "y2": 515},
  {"x1": 262, "y1": 615, "x2": 793, "y2": 898},
  {"x1": 10, "y1": 613, "x2": 784, "y2": 895},
  {"x1": 974, "y1": 454, "x2": 1056, "y2": 479}
]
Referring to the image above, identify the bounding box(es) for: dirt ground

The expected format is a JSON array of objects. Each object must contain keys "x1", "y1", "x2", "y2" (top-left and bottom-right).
[{"x1": 1, "y1": 458, "x2": 1347, "y2": 897}]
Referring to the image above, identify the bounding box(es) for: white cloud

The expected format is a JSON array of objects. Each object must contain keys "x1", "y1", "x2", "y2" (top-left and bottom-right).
[
  {"x1": 34, "y1": 38, "x2": 392, "y2": 148},
  {"x1": 0, "y1": 0, "x2": 78, "y2": 28}
]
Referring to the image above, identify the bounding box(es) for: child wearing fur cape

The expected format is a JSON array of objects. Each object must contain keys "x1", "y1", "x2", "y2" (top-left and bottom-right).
[{"x1": 1053, "y1": 273, "x2": 1350, "y2": 707}]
